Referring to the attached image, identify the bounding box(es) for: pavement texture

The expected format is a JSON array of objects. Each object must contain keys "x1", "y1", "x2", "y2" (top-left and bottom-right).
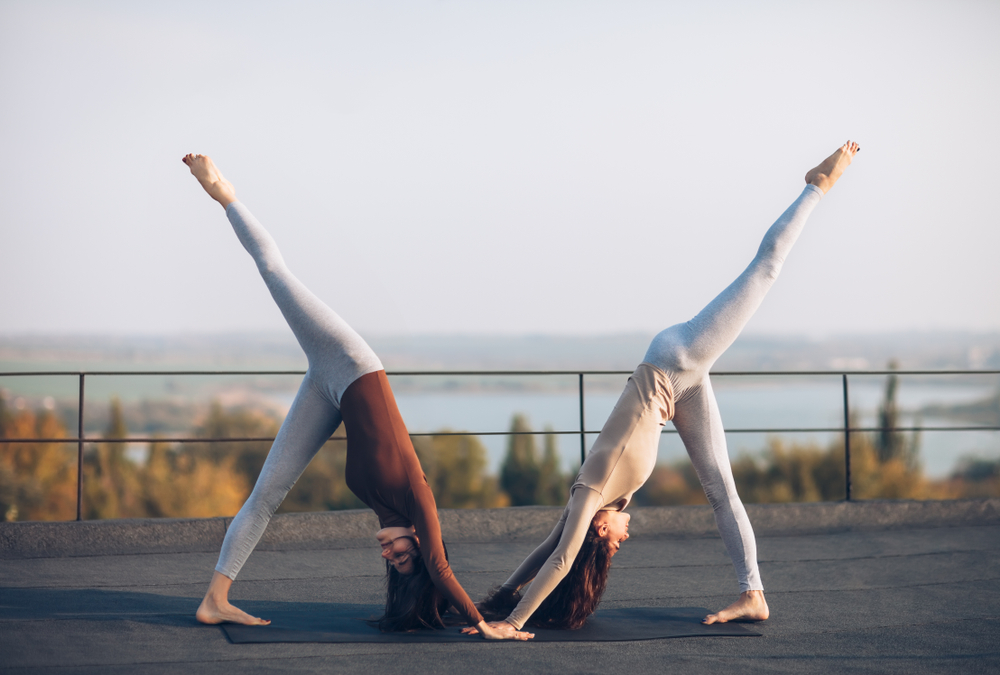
[{"x1": 2, "y1": 499, "x2": 999, "y2": 674}]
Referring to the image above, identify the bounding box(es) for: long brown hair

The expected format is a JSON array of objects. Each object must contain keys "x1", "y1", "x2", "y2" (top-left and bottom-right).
[
  {"x1": 375, "y1": 540, "x2": 450, "y2": 632},
  {"x1": 480, "y1": 528, "x2": 613, "y2": 630}
]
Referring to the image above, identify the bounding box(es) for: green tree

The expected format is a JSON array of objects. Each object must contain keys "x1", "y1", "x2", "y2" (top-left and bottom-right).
[
  {"x1": 947, "y1": 457, "x2": 1000, "y2": 498},
  {"x1": 279, "y1": 439, "x2": 365, "y2": 512},
  {"x1": 633, "y1": 462, "x2": 706, "y2": 506},
  {"x1": 194, "y1": 401, "x2": 279, "y2": 482},
  {"x1": 500, "y1": 414, "x2": 541, "y2": 506},
  {"x1": 535, "y1": 429, "x2": 568, "y2": 506},
  {"x1": 414, "y1": 433, "x2": 507, "y2": 508},
  {"x1": 876, "y1": 360, "x2": 920, "y2": 467},
  {"x1": 83, "y1": 397, "x2": 145, "y2": 518}
]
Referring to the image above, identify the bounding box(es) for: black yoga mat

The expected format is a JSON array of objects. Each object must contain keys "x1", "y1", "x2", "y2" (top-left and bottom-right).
[{"x1": 221, "y1": 604, "x2": 761, "y2": 643}]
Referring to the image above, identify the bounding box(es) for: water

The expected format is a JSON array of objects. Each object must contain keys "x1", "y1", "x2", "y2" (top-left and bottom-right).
[
  {"x1": 388, "y1": 376, "x2": 999, "y2": 478},
  {"x1": 3, "y1": 369, "x2": 996, "y2": 479}
]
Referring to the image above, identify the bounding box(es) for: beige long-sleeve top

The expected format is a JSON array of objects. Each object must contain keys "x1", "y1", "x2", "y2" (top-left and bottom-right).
[{"x1": 502, "y1": 363, "x2": 675, "y2": 629}]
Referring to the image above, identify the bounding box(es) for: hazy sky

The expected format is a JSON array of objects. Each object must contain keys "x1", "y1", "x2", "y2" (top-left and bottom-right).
[{"x1": 1, "y1": 0, "x2": 998, "y2": 338}]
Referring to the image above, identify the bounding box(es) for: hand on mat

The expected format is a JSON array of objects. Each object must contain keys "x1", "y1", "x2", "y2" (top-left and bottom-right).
[{"x1": 462, "y1": 620, "x2": 535, "y2": 641}]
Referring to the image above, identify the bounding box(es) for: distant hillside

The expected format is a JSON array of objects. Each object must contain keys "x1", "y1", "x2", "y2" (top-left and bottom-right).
[
  {"x1": 2, "y1": 331, "x2": 999, "y2": 371},
  {"x1": 920, "y1": 392, "x2": 1000, "y2": 426}
]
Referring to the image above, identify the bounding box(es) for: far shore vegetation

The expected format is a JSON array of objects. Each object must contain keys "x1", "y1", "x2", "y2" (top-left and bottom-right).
[{"x1": 1, "y1": 370, "x2": 998, "y2": 521}]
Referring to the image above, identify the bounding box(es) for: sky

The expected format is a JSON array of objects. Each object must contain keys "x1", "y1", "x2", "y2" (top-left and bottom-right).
[{"x1": 1, "y1": 0, "x2": 998, "y2": 338}]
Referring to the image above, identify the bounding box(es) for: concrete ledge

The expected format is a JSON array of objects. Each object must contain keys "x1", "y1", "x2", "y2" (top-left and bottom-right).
[
  {"x1": 0, "y1": 516, "x2": 229, "y2": 560},
  {"x1": 2, "y1": 498, "x2": 998, "y2": 559},
  {"x1": 631, "y1": 498, "x2": 1000, "y2": 538}
]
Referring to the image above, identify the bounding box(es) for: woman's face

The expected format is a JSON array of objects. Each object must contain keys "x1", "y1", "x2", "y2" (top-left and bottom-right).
[
  {"x1": 377, "y1": 527, "x2": 420, "y2": 575},
  {"x1": 593, "y1": 510, "x2": 630, "y2": 556}
]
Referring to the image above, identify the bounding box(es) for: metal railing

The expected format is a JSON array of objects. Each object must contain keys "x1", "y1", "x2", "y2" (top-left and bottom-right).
[{"x1": 2, "y1": 368, "x2": 999, "y2": 520}]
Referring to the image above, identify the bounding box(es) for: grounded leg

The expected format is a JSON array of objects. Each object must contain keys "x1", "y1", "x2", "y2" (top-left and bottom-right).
[{"x1": 642, "y1": 144, "x2": 860, "y2": 622}]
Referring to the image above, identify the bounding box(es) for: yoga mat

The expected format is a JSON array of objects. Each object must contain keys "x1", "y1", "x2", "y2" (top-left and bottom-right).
[{"x1": 221, "y1": 604, "x2": 761, "y2": 643}]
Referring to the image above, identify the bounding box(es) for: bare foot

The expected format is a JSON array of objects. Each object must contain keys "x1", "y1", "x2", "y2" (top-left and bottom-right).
[
  {"x1": 182, "y1": 153, "x2": 237, "y2": 209},
  {"x1": 196, "y1": 593, "x2": 270, "y2": 626},
  {"x1": 195, "y1": 571, "x2": 270, "y2": 626},
  {"x1": 703, "y1": 590, "x2": 769, "y2": 624},
  {"x1": 804, "y1": 140, "x2": 860, "y2": 194}
]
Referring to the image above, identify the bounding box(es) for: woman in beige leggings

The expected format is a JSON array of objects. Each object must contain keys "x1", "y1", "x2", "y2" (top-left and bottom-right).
[{"x1": 467, "y1": 142, "x2": 860, "y2": 638}]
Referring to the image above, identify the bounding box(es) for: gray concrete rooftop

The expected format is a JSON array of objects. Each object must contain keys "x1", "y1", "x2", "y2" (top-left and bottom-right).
[{"x1": 2, "y1": 499, "x2": 999, "y2": 674}]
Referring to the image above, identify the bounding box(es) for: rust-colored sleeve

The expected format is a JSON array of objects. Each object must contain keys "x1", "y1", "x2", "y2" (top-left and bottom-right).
[{"x1": 409, "y1": 483, "x2": 484, "y2": 626}]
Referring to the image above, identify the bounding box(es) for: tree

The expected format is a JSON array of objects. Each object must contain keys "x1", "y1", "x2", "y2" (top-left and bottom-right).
[
  {"x1": 414, "y1": 433, "x2": 508, "y2": 508},
  {"x1": 535, "y1": 429, "x2": 568, "y2": 506},
  {"x1": 500, "y1": 414, "x2": 541, "y2": 506},
  {"x1": 83, "y1": 397, "x2": 144, "y2": 519},
  {"x1": 0, "y1": 395, "x2": 76, "y2": 521},
  {"x1": 876, "y1": 360, "x2": 920, "y2": 467},
  {"x1": 194, "y1": 401, "x2": 279, "y2": 482},
  {"x1": 633, "y1": 463, "x2": 706, "y2": 506},
  {"x1": 140, "y1": 437, "x2": 250, "y2": 518},
  {"x1": 279, "y1": 438, "x2": 365, "y2": 512}
]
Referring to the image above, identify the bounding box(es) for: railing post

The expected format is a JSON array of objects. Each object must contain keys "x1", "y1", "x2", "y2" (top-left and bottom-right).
[
  {"x1": 578, "y1": 373, "x2": 586, "y2": 465},
  {"x1": 77, "y1": 373, "x2": 85, "y2": 521},
  {"x1": 842, "y1": 373, "x2": 852, "y2": 502}
]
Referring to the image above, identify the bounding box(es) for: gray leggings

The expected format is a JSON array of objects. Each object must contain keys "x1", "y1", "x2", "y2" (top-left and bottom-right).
[
  {"x1": 644, "y1": 183, "x2": 824, "y2": 591},
  {"x1": 215, "y1": 202, "x2": 382, "y2": 579}
]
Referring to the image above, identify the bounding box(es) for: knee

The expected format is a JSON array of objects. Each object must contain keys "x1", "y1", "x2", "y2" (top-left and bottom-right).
[
  {"x1": 752, "y1": 250, "x2": 785, "y2": 283},
  {"x1": 257, "y1": 259, "x2": 285, "y2": 280},
  {"x1": 700, "y1": 472, "x2": 741, "y2": 511},
  {"x1": 645, "y1": 327, "x2": 697, "y2": 374},
  {"x1": 244, "y1": 479, "x2": 290, "y2": 517}
]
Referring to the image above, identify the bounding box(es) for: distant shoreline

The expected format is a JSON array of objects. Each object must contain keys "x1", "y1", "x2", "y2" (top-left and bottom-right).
[{"x1": 3, "y1": 330, "x2": 999, "y2": 371}]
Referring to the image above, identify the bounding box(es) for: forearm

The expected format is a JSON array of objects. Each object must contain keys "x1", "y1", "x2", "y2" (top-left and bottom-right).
[
  {"x1": 501, "y1": 508, "x2": 569, "y2": 590},
  {"x1": 505, "y1": 489, "x2": 602, "y2": 630},
  {"x1": 412, "y1": 491, "x2": 484, "y2": 625}
]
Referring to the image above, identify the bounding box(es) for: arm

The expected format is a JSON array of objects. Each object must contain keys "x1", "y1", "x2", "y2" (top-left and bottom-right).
[
  {"x1": 499, "y1": 505, "x2": 571, "y2": 592},
  {"x1": 408, "y1": 483, "x2": 484, "y2": 626},
  {"x1": 504, "y1": 488, "x2": 604, "y2": 630}
]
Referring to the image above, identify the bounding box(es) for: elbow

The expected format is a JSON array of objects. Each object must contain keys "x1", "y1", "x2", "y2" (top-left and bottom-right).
[{"x1": 549, "y1": 556, "x2": 570, "y2": 574}]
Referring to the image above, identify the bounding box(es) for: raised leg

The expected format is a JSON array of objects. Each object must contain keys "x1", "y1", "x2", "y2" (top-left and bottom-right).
[
  {"x1": 183, "y1": 153, "x2": 382, "y2": 407},
  {"x1": 224, "y1": 202, "x2": 382, "y2": 406},
  {"x1": 645, "y1": 184, "x2": 823, "y2": 391},
  {"x1": 644, "y1": 141, "x2": 859, "y2": 389}
]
